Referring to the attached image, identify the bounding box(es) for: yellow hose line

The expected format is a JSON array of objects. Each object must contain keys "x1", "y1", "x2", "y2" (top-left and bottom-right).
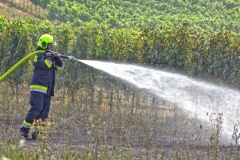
[{"x1": 0, "y1": 50, "x2": 44, "y2": 82}]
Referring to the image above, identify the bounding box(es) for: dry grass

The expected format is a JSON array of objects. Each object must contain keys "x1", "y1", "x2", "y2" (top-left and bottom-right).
[
  {"x1": 0, "y1": 0, "x2": 46, "y2": 20},
  {"x1": 1, "y1": 73, "x2": 240, "y2": 159}
]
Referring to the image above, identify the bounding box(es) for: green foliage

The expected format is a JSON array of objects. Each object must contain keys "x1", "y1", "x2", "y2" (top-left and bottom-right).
[
  {"x1": 0, "y1": 15, "x2": 7, "y2": 31},
  {"x1": 30, "y1": 0, "x2": 240, "y2": 32},
  {"x1": 1, "y1": 16, "x2": 240, "y2": 88}
]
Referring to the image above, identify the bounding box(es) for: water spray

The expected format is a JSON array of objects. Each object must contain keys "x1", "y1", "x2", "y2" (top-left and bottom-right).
[{"x1": 75, "y1": 60, "x2": 240, "y2": 143}]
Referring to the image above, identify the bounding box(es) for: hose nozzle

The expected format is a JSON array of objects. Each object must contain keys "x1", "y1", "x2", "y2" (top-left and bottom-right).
[{"x1": 59, "y1": 55, "x2": 76, "y2": 61}]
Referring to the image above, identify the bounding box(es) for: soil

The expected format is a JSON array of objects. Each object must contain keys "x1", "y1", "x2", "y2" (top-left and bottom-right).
[{"x1": 2, "y1": 122, "x2": 239, "y2": 160}]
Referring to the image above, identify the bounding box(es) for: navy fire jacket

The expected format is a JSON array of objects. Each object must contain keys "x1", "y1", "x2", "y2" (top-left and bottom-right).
[{"x1": 30, "y1": 49, "x2": 64, "y2": 96}]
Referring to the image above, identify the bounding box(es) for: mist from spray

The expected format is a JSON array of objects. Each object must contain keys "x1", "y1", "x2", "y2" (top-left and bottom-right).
[{"x1": 78, "y1": 59, "x2": 240, "y2": 140}]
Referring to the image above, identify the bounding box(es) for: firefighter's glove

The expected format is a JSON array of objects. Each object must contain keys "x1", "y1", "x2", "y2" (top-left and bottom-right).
[{"x1": 67, "y1": 56, "x2": 75, "y2": 61}]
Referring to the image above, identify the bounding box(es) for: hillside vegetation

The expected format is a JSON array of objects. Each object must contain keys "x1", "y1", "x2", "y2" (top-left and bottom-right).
[
  {"x1": 29, "y1": 0, "x2": 240, "y2": 32},
  {"x1": 1, "y1": 0, "x2": 240, "y2": 89}
]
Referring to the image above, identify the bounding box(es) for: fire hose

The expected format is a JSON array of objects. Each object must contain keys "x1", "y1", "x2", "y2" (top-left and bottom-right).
[{"x1": 0, "y1": 50, "x2": 76, "y2": 82}]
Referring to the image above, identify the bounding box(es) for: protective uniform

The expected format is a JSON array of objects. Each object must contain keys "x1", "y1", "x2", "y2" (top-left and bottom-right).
[{"x1": 20, "y1": 34, "x2": 64, "y2": 139}]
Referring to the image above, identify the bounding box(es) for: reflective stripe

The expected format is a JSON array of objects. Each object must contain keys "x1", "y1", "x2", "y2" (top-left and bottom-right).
[
  {"x1": 30, "y1": 85, "x2": 47, "y2": 94},
  {"x1": 30, "y1": 85, "x2": 47, "y2": 91},
  {"x1": 44, "y1": 59, "x2": 52, "y2": 68},
  {"x1": 22, "y1": 120, "x2": 31, "y2": 128},
  {"x1": 30, "y1": 88, "x2": 47, "y2": 94},
  {"x1": 34, "y1": 126, "x2": 44, "y2": 132},
  {"x1": 34, "y1": 56, "x2": 38, "y2": 62},
  {"x1": 22, "y1": 124, "x2": 30, "y2": 128}
]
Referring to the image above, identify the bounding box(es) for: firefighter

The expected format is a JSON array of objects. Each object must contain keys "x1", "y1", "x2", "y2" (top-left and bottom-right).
[{"x1": 20, "y1": 34, "x2": 65, "y2": 140}]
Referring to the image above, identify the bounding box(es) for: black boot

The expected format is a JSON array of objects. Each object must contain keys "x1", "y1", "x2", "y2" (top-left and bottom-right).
[
  {"x1": 32, "y1": 132, "x2": 47, "y2": 140},
  {"x1": 20, "y1": 127, "x2": 29, "y2": 139}
]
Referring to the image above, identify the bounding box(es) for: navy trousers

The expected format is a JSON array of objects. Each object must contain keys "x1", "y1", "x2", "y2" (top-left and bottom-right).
[{"x1": 25, "y1": 91, "x2": 51, "y2": 123}]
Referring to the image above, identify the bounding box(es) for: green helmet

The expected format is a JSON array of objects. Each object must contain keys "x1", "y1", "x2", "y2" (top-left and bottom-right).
[{"x1": 38, "y1": 34, "x2": 56, "y2": 49}]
